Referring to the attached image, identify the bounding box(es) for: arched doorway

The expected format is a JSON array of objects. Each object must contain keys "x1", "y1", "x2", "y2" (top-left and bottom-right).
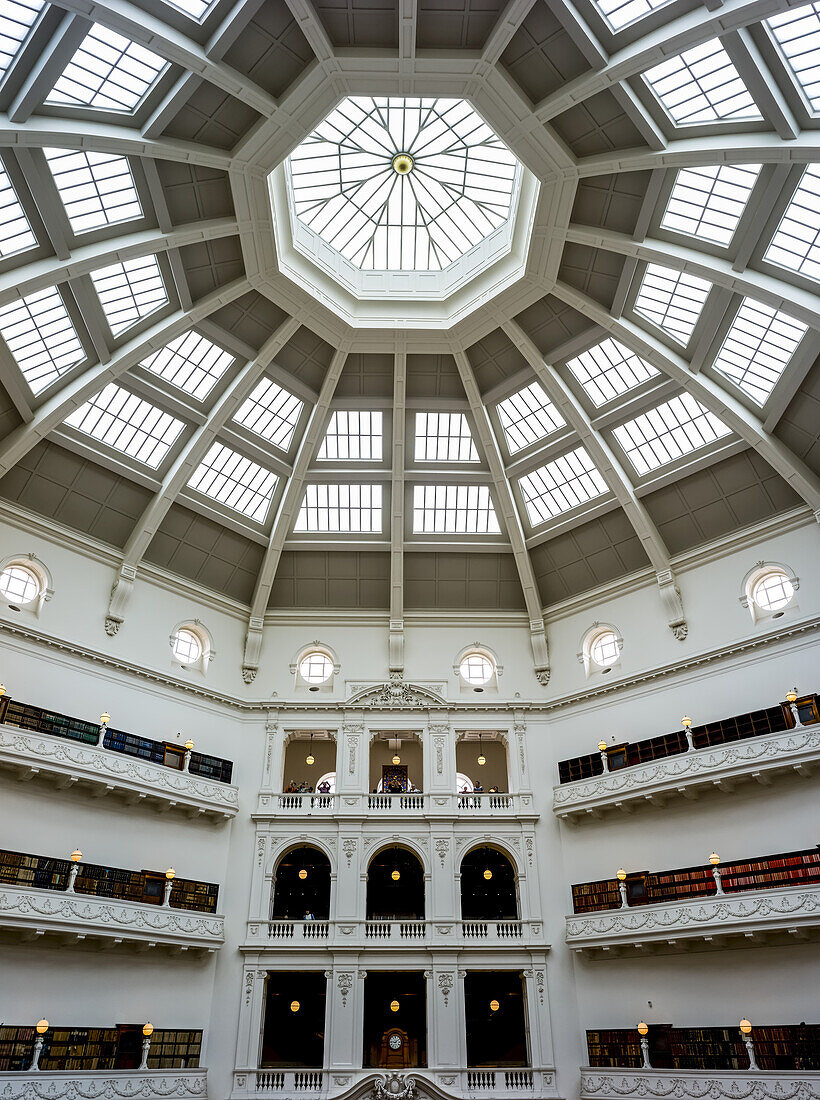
[
  {"x1": 366, "y1": 847, "x2": 425, "y2": 920},
  {"x1": 460, "y1": 846, "x2": 518, "y2": 921},
  {"x1": 271, "y1": 846, "x2": 331, "y2": 920}
]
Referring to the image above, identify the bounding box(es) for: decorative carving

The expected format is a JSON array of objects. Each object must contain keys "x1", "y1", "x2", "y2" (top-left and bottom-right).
[
  {"x1": 104, "y1": 617, "x2": 120, "y2": 637},
  {"x1": 348, "y1": 736, "x2": 359, "y2": 775},
  {"x1": 434, "y1": 738, "x2": 444, "y2": 774},
  {"x1": 242, "y1": 666, "x2": 257, "y2": 684},
  {"x1": 104, "y1": 563, "x2": 137, "y2": 636},
  {"x1": 257, "y1": 836, "x2": 266, "y2": 867},
  {"x1": 435, "y1": 839, "x2": 449, "y2": 868},
  {"x1": 343, "y1": 839, "x2": 357, "y2": 867},
  {"x1": 337, "y1": 971, "x2": 353, "y2": 1006},
  {"x1": 347, "y1": 679, "x2": 448, "y2": 709},
  {"x1": 245, "y1": 970, "x2": 255, "y2": 1005},
  {"x1": 0, "y1": 1071, "x2": 207, "y2": 1098},
  {"x1": 581, "y1": 1069, "x2": 820, "y2": 1100},
  {"x1": 437, "y1": 972, "x2": 454, "y2": 1005},
  {"x1": 526, "y1": 838, "x2": 534, "y2": 866},
  {"x1": 374, "y1": 1074, "x2": 416, "y2": 1100},
  {"x1": 535, "y1": 970, "x2": 545, "y2": 1004},
  {"x1": 534, "y1": 668, "x2": 550, "y2": 685},
  {"x1": 657, "y1": 569, "x2": 688, "y2": 641}
]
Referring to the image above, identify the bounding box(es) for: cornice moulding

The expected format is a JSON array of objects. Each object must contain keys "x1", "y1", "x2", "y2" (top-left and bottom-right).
[
  {"x1": 580, "y1": 1067, "x2": 820, "y2": 1100},
  {"x1": 0, "y1": 1070, "x2": 208, "y2": 1098}
]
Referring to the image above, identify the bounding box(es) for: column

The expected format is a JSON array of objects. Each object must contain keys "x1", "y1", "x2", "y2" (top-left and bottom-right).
[
  {"x1": 510, "y1": 709, "x2": 533, "y2": 796},
  {"x1": 334, "y1": 827, "x2": 364, "y2": 921},
  {"x1": 325, "y1": 960, "x2": 363, "y2": 1071},
  {"x1": 261, "y1": 711, "x2": 283, "y2": 792},
  {"x1": 425, "y1": 712, "x2": 455, "y2": 796},
  {"x1": 522, "y1": 956, "x2": 554, "y2": 1069},
  {"x1": 430, "y1": 827, "x2": 458, "y2": 923},
  {"x1": 428, "y1": 956, "x2": 460, "y2": 1071},
  {"x1": 337, "y1": 714, "x2": 365, "y2": 797},
  {"x1": 235, "y1": 965, "x2": 268, "y2": 1070}
]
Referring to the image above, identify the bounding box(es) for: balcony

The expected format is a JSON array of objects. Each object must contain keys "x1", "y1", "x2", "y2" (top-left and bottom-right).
[
  {"x1": 255, "y1": 792, "x2": 536, "y2": 819},
  {"x1": 0, "y1": 849, "x2": 224, "y2": 951},
  {"x1": 0, "y1": 695, "x2": 238, "y2": 820},
  {"x1": 581, "y1": 1068, "x2": 820, "y2": 1100},
  {"x1": 0, "y1": 1069, "x2": 207, "y2": 1098},
  {"x1": 243, "y1": 918, "x2": 546, "y2": 950},
  {"x1": 231, "y1": 1068, "x2": 559, "y2": 1098},
  {"x1": 566, "y1": 847, "x2": 820, "y2": 954},
  {"x1": 554, "y1": 693, "x2": 820, "y2": 822}
]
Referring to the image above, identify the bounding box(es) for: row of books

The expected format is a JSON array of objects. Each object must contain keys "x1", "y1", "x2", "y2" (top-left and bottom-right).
[
  {"x1": 0, "y1": 1026, "x2": 201, "y2": 1072},
  {"x1": 587, "y1": 1024, "x2": 819, "y2": 1070},
  {"x1": 0, "y1": 848, "x2": 219, "y2": 913},
  {"x1": 572, "y1": 846, "x2": 820, "y2": 913},
  {"x1": 0, "y1": 696, "x2": 233, "y2": 784},
  {"x1": 558, "y1": 693, "x2": 819, "y2": 785}
]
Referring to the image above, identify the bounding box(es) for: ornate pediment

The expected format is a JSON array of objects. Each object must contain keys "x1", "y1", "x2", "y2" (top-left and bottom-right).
[{"x1": 345, "y1": 679, "x2": 448, "y2": 709}]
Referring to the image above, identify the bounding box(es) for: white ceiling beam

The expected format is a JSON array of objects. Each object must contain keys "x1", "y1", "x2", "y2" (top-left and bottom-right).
[
  {"x1": 390, "y1": 343, "x2": 407, "y2": 675},
  {"x1": 398, "y1": 0, "x2": 418, "y2": 78},
  {"x1": 7, "y1": 14, "x2": 88, "y2": 124},
  {"x1": 0, "y1": 277, "x2": 251, "y2": 478},
  {"x1": 564, "y1": 224, "x2": 820, "y2": 330},
  {"x1": 552, "y1": 280, "x2": 820, "y2": 516},
  {"x1": 481, "y1": 0, "x2": 538, "y2": 64},
  {"x1": 451, "y1": 345, "x2": 551, "y2": 684},
  {"x1": 242, "y1": 340, "x2": 352, "y2": 682},
  {"x1": 281, "y1": 0, "x2": 336, "y2": 63},
  {"x1": 724, "y1": 28, "x2": 799, "y2": 141},
  {"x1": 205, "y1": 0, "x2": 268, "y2": 58},
  {"x1": 104, "y1": 315, "x2": 300, "y2": 634}
]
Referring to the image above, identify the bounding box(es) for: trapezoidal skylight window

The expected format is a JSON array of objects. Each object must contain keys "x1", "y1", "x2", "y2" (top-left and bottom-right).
[
  {"x1": 565, "y1": 338, "x2": 659, "y2": 407},
  {"x1": 0, "y1": 288, "x2": 85, "y2": 395},
  {"x1": 613, "y1": 394, "x2": 731, "y2": 475},
  {"x1": 318, "y1": 411, "x2": 383, "y2": 461},
  {"x1": 294, "y1": 484, "x2": 383, "y2": 532},
  {"x1": 234, "y1": 378, "x2": 304, "y2": 451},
  {"x1": 634, "y1": 264, "x2": 711, "y2": 344},
  {"x1": 187, "y1": 442, "x2": 278, "y2": 522},
  {"x1": 64, "y1": 383, "x2": 184, "y2": 468},
  {"x1": 764, "y1": 164, "x2": 820, "y2": 282},
  {"x1": 643, "y1": 39, "x2": 762, "y2": 125},
  {"x1": 767, "y1": 3, "x2": 820, "y2": 114},
  {"x1": 46, "y1": 26, "x2": 167, "y2": 113},
  {"x1": 592, "y1": 0, "x2": 674, "y2": 32},
  {"x1": 414, "y1": 412, "x2": 478, "y2": 462},
  {"x1": 91, "y1": 256, "x2": 167, "y2": 336},
  {"x1": 711, "y1": 299, "x2": 807, "y2": 405},
  {"x1": 141, "y1": 331, "x2": 233, "y2": 401},
  {"x1": 0, "y1": 0, "x2": 45, "y2": 81},
  {"x1": 517, "y1": 447, "x2": 608, "y2": 526},
  {"x1": 163, "y1": 0, "x2": 219, "y2": 19},
  {"x1": 412, "y1": 485, "x2": 500, "y2": 534},
  {"x1": 0, "y1": 159, "x2": 36, "y2": 257},
  {"x1": 661, "y1": 164, "x2": 762, "y2": 246},
  {"x1": 44, "y1": 148, "x2": 142, "y2": 234},
  {"x1": 496, "y1": 383, "x2": 565, "y2": 454},
  {"x1": 288, "y1": 96, "x2": 520, "y2": 271}
]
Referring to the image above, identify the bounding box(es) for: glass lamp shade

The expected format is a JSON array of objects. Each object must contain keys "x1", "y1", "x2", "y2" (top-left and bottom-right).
[
  {"x1": 391, "y1": 870, "x2": 400, "y2": 881},
  {"x1": 786, "y1": 688, "x2": 798, "y2": 703},
  {"x1": 739, "y1": 1019, "x2": 752, "y2": 1035},
  {"x1": 477, "y1": 754, "x2": 486, "y2": 766},
  {"x1": 490, "y1": 1000, "x2": 500, "y2": 1012},
  {"x1": 100, "y1": 712, "x2": 111, "y2": 725},
  {"x1": 165, "y1": 868, "x2": 175, "y2": 880},
  {"x1": 306, "y1": 754, "x2": 315, "y2": 765},
  {"x1": 598, "y1": 740, "x2": 607, "y2": 752},
  {"x1": 36, "y1": 1020, "x2": 49, "y2": 1035},
  {"x1": 483, "y1": 869, "x2": 493, "y2": 880},
  {"x1": 709, "y1": 853, "x2": 720, "y2": 866},
  {"x1": 392, "y1": 755, "x2": 401, "y2": 765},
  {"x1": 0, "y1": 684, "x2": 6, "y2": 697},
  {"x1": 142, "y1": 1023, "x2": 154, "y2": 1037},
  {"x1": 70, "y1": 849, "x2": 82, "y2": 862},
  {"x1": 291, "y1": 1001, "x2": 300, "y2": 1013},
  {"x1": 681, "y1": 715, "x2": 692, "y2": 728},
  {"x1": 616, "y1": 868, "x2": 627, "y2": 881},
  {"x1": 298, "y1": 869, "x2": 308, "y2": 880},
  {"x1": 390, "y1": 1000, "x2": 400, "y2": 1012},
  {"x1": 637, "y1": 1022, "x2": 648, "y2": 1036},
  {"x1": 184, "y1": 739, "x2": 194, "y2": 751}
]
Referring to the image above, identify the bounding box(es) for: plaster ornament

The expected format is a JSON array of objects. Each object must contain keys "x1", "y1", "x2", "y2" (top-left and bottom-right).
[{"x1": 374, "y1": 1071, "x2": 416, "y2": 1099}]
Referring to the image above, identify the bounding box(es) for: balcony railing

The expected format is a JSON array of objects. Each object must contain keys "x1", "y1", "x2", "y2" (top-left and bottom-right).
[
  {"x1": 554, "y1": 693, "x2": 820, "y2": 821},
  {"x1": 244, "y1": 918, "x2": 546, "y2": 949},
  {"x1": 231, "y1": 1068, "x2": 558, "y2": 1099},
  {"x1": 0, "y1": 696, "x2": 238, "y2": 819},
  {"x1": 256, "y1": 792, "x2": 535, "y2": 817},
  {"x1": 585, "y1": 1023, "x2": 819, "y2": 1070},
  {"x1": 0, "y1": 849, "x2": 223, "y2": 950},
  {"x1": 567, "y1": 848, "x2": 820, "y2": 952}
]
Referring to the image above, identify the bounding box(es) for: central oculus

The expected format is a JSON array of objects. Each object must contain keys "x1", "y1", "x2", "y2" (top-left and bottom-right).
[{"x1": 287, "y1": 96, "x2": 521, "y2": 272}]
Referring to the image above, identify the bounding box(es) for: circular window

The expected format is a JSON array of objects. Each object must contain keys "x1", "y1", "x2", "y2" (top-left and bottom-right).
[
  {"x1": 589, "y1": 629, "x2": 619, "y2": 668},
  {"x1": 0, "y1": 564, "x2": 40, "y2": 606},
  {"x1": 172, "y1": 627, "x2": 203, "y2": 665},
  {"x1": 752, "y1": 570, "x2": 794, "y2": 612},
  {"x1": 299, "y1": 651, "x2": 334, "y2": 684},
  {"x1": 459, "y1": 651, "x2": 495, "y2": 685}
]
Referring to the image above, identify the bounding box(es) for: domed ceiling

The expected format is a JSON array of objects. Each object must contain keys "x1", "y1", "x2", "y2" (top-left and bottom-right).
[{"x1": 0, "y1": 0, "x2": 818, "y2": 683}]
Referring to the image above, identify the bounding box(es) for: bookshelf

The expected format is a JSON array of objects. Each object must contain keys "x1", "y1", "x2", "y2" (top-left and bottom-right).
[
  {"x1": 586, "y1": 1024, "x2": 819, "y2": 1070},
  {"x1": 557, "y1": 692, "x2": 818, "y2": 785},
  {"x1": 571, "y1": 878, "x2": 622, "y2": 914},
  {"x1": 0, "y1": 1026, "x2": 202, "y2": 1071}
]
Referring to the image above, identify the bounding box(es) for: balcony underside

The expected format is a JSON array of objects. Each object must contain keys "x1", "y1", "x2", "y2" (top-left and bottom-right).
[
  {"x1": 0, "y1": 1069, "x2": 208, "y2": 1098},
  {"x1": 553, "y1": 728, "x2": 820, "y2": 822},
  {"x1": 566, "y1": 885, "x2": 820, "y2": 956},
  {"x1": 581, "y1": 1067, "x2": 820, "y2": 1100}
]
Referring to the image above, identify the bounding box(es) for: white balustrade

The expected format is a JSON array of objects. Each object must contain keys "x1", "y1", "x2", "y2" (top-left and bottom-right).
[
  {"x1": 232, "y1": 1069, "x2": 554, "y2": 1099},
  {"x1": 248, "y1": 918, "x2": 544, "y2": 949},
  {"x1": 256, "y1": 792, "x2": 535, "y2": 818}
]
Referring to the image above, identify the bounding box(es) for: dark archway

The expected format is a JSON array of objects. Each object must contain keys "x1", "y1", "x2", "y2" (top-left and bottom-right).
[
  {"x1": 460, "y1": 846, "x2": 518, "y2": 921},
  {"x1": 271, "y1": 846, "x2": 331, "y2": 920},
  {"x1": 366, "y1": 847, "x2": 425, "y2": 920},
  {"x1": 465, "y1": 971, "x2": 529, "y2": 1067}
]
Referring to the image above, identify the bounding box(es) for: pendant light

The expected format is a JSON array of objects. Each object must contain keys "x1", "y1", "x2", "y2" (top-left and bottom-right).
[
  {"x1": 392, "y1": 737, "x2": 401, "y2": 765},
  {"x1": 391, "y1": 868, "x2": 401, "y2": 881},
  {"x1": 477, "y1": 734, "x2": 486, "y2": 767},
  {"x1": 490, "y1": 1000, "x2": 500, "y2": 1013},
  {"x1": 483, "y1": 868, "x2": 493, "y2": 880},
  {"x1": 299, "y1": 868, "x2": 308, "y2": 880},
  {"x1": 306, "y1": 733, "x2": 315, "y2": 766}
]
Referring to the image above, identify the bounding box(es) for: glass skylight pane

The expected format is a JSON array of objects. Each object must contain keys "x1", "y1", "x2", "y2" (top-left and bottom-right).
[
  {"x1": 644, "y1": 40, "x2": 762, "y2": 125},
  {"x1": 592, "y1": 0, "x2": 674, "y2": 32},
  {"x1": 414, "y1": 412, "x2": 478, "y2": 462},
  {"x1": 188, "y1": 442, "x2": 278, "y2": 522},
  {"x1": 496, "y1": 383, "x2": 565, "y2": 454},
  {"x1": 767, "y1": 3, "x2": 820, "y2": 114},
  {"x1": 46, "y1": 26, "x2": 167, "y2": 113},
  {"x1": 0, "y1": 160, "x2": 36, "y2": 257},
  {"x1": 318, "y1": 410, "x2": 383, "y2": 460},
  {"x1": 566, "y1": 338, "x2": 659, "y2": 407},
  {"x1": 294, "y1": 483, "x2": 383, "y2": 532},
  {"x1": 0, "y1": 288, "x2": 85, "y2": 395},
  {"x1": 0, "y1": 0, "x2": 45, "y2": 80},
  {"x1": 142, "y1": 331, "x2": 233, "y2": 401},
  {"x1": 163, "y1": 0, "x2": 219, "y2": 19},
  {"x1": 661, "y1": 164, "x2": 762, "y2": 246},
  {"x1": 91, "y1": 255, "x2": 167, "y2": 336},
  {"x1": 712, "y1": 299, "x2": 807, "y2": 405},
  {"x1": 634, "y1": 263, "x2": 711, "y2": 344},
  {"x1": 764, "y1": 164, "x2": 820, "y2": 282},
  {"x1": 613, "y1": 394, "x2": 731, "y2": 475},
  {"x1": 44, "y1": 148, "x2": 142, "y2": 234},
  {"x1": 234, "y1": 378, "x2": 304, "y2": 452},
  {"x1": 518, "y1": 447, "x2": 608, "y2": 526},
  {"x1": 64, "y1": 383, "x2": 184, "y2": 468},
  {"x1": 412, "y1": 484, "x2": 500, "y2": 534}
]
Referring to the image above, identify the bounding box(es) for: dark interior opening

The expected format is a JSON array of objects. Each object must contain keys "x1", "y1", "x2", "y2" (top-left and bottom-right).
[
  {"x1": 271, "y1": 846, "x2": 331, "y2": 920},
  {"x1": 465, "y1": 971, "x2": 529, "y2": 1067},
  {"x1": 366, "y1": 847, "x2": 425, "y2": 920},
  {"x1": 363, "y1": 971, "x2": 427, "y2": 1068},
  {"x1": 460, "y1": 846, "x2": 518, "y2": 920},
  {"x1": 261, "y1": 971, "x2": 326, "y2": 1067}
]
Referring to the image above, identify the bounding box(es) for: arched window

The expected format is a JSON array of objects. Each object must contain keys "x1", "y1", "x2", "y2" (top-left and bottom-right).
[
  {"x1": 0, "y1": 555, "x2": 52, "y2": 617},
  {"x1": 169, "y1": 620, "x2": 213, "y2": 674},
  {"x1": 741, "y1": 562, "x2": 799, "y2": 624},
  {"x1": 291, "y1": 642, "x2": 339, "y2": 692},
  {"x1": 366, "y1": 847, "x2": 425, "y2": 921},
  {"x1": 460, "y1": 846, "x2": 518, "y2": 921},
  {"x1": 271, "y1": 846, "x2": 331, "y2": 921},
  {"x1": 578, "y1": 623, "x2": 623, "y2": 678},
  {"x1": 455, "y1": 644, "x2": 501, "y2": 694}
]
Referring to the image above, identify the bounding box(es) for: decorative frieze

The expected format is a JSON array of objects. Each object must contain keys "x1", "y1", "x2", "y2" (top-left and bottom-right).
[
  {"x1": 581, "y1": 1067, "x2": 820, "y2": 1100},
  {"x1": 0, "y1": 1070, "x2": 208, "y2": 1098}
]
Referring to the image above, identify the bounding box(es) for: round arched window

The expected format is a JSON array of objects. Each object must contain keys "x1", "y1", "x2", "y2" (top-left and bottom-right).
[
  {"x1": 459, "y1": 651, "x2": 495, "y2": 686},
  {"x1": 172, "y1": 627, "x2": 203, "y2": 665},
  {"x1": 299, "y1": 650, "x2": 334, "y2": 684},
  {"x1": 589, "y1": 629, "x2": 620, "y2": 668},
  {"x1": 751, "y1": 570, "x2": 794, "y2": 612},
  {"x1": 0, "y1": 563, "x2": 40, "y2": 606}
]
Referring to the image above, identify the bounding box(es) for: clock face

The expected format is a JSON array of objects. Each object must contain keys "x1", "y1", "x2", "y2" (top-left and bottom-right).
[{"x1": 388, "y1": 1033, "x2": 402, "y2": 1050}]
